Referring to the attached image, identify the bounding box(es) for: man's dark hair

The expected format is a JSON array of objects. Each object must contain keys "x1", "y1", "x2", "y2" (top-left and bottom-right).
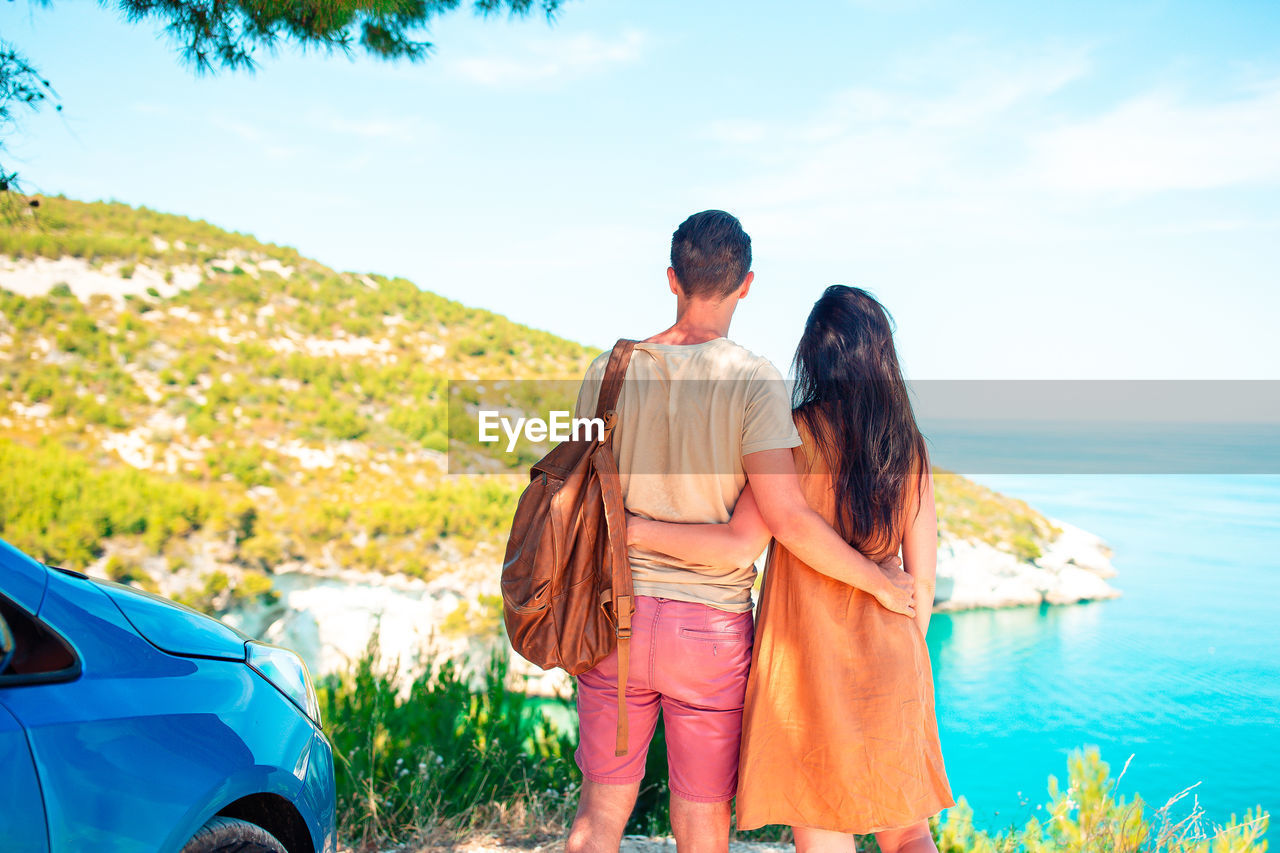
[{"x1": 670, "y1": 210, "x2": 752, "y2": 299}]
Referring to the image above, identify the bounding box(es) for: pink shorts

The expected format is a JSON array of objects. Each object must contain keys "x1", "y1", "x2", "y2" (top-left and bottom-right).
[{"x1": 575, "y1": 595, "x2": 754, "y2": 803}]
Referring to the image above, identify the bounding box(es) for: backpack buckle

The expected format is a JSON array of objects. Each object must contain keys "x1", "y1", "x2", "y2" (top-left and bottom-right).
[{"x1": 614, "y1": 594, "x2": 633, "y2": 639}]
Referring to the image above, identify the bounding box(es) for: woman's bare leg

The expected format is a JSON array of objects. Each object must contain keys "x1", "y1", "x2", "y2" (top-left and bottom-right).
[
  {"x1": 875, "y1": 819, "x2": 938, "y2": 853},
  {"x1": 792, "y1": 826, "x2": 857, "y2": 853}
]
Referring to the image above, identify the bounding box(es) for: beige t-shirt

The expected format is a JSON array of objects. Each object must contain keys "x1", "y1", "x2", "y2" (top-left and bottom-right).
[{"x1": 574, "y1": 337, "x2": 801, "y2": 612}]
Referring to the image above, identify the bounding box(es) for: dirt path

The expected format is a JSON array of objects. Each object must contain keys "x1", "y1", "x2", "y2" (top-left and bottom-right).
[{"x1": 362, "y1": 836, "x2": 792, "y2": 853}]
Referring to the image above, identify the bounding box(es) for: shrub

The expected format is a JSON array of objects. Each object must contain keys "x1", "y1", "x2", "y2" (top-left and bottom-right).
[
  {"x1": 316, "y1": 646, "x2": 1270, "y2": 852},
  {"x1": 935, "y1": 748, "x2": 1269, "y2": 853},
  {"x1": 440, "y1": 594, "x2": 503, "y2": 639},
  {"x1": 319, "y1": 639, "x2": 575, "y2": 848},
  {"x1": 387, "y1": 405, "x2": 447, "y2": 448},
  {"x1": 238, "y1": 533, "x2": 287, "y2": 570},
  {"x1": 206, "y1": 444, "x2": 275, "y2": 488},
  {"x1": 0, "y1": 438, "x2": 218, "y2": 569},
  {"x1": 933, "y1": 470, "x2": 1059, "y2": 554},
  {"x1": 236, "y1": 570, "x2": 278, "y2": 606},
  {"x1": 174, "y1": 569, "x2": 278, "y2": 613},
  {"x1": 1010, "y1": 532, "x2": 1043, "y2": 563},
  {"x1": 101, "y1": 554, "x2": 159, "y2": 593}
]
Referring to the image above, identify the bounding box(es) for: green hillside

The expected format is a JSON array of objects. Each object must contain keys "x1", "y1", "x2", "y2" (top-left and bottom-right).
[
  {"x1": 1, "y1": 195, "x2": 1054, "y2": 611},
  {"x1": 0, "y1": 196, "x2": 593, "y2": 607}
]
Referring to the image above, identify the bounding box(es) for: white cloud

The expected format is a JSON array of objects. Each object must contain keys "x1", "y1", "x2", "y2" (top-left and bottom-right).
[
  {"x1": 705, "y1": 44, "x2": 1094, "y2": 206},
  {"x1": 209, "y1": 115, "x2": 298, "y2": 160},
  {"x1": 130, "y1": 102, "x2": 169, "y2": 116},
  {"x1": 701, "y1": 119, "x2": 770, "y2": 146},
  {"x1": 305, "y1": 112, "x2": 436, "y2": 144},
  {"x1": 1020, "y1": 81, "x2": 1280, "y2": 193},
  {"x1": 208, "y1": 111, "x2": 435, "y2": 165},
  {"x1": 448, "y1": 29, "x2": 646, "y2": 86},
  {"x1": 830, "y1": 44, "x2": 1092, "y2": 130},
  {"x1": 211, "y1": 116, "x2": 265, "y2": 144},
  {"x1": 697, "y1": 43, "x2": 1280, "y2": 250}
]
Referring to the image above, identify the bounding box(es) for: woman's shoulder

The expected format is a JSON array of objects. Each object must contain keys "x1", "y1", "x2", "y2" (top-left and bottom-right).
[
  {"x1": 789, "y1": 415, "x2": 838, "y2": 506},
  {"x1": 791, "y1": 412, "x2": 830, "y2": 472}
]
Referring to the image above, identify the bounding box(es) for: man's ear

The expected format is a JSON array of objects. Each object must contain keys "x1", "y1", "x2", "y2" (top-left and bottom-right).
[
  {"x1": 667, "y1": 266, "x2": 683, "y2": 297},
  {"x1": 737, "y1": 271, "x2": 755, "y2": 300}
]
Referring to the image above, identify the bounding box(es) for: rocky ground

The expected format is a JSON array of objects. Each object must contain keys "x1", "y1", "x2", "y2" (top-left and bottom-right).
[
  {"x1": 933, "y1": 518, "x2": 1120, "y2": 612},
  {"x1": 213, "y1": 517, "x2": 1121, "y2": 686}
]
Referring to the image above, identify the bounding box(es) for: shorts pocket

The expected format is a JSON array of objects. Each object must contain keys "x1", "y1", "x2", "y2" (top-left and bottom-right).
[{"x1": 678, "y1": 627, "x2": 745, "y2": 643}]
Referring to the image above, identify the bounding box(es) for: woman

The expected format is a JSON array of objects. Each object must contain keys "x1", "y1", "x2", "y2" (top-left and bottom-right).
[{"x1": 628, "y1": 285, "x2": 953, "y2": 853}]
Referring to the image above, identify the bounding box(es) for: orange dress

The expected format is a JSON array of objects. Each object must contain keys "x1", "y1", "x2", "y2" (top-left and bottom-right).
[{"x1": 735, "y1": 433, "x2": 954, "y2": 834}]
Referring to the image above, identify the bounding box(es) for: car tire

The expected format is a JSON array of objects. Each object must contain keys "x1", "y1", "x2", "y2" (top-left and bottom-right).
[{"x1": 181, "y1": 816, "x2": 288, "y2": 853}]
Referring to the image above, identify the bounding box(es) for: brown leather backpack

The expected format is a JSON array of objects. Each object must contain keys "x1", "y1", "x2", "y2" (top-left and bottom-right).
[{"x1": 501, "y1": 339, "x2": 637, "y2": 756}]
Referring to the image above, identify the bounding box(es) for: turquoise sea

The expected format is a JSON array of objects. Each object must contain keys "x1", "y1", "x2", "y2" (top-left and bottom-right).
[{"x1": 930, "y1": 473, "x2": 1280, "y2": 840}]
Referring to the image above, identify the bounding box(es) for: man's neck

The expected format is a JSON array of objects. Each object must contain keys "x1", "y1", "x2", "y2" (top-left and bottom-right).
[{"x1": 644, "y1": 298, "x2": 735, "y2": 346}]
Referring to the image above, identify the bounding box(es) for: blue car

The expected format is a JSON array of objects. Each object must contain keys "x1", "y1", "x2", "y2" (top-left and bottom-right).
[{"x1": 0, "y1": 539, "x2": 337, "y2": 853}]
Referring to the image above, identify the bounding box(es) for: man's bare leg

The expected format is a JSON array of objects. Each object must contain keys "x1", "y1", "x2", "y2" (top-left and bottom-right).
[
  {"x1": 669, "y1": 793, "x2": 731, "y2": 853},
  {"x1": 566, "y1": 779, "x2": 642, "y2": 853}
]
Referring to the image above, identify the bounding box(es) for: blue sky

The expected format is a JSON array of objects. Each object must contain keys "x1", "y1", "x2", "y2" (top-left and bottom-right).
[{"x1": 3, "y1": 0, "x2": 1279, "y2": 381}]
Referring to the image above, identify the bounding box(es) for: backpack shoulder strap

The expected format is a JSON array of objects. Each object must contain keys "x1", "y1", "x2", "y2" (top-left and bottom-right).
[
  {"x1": 590, "y1": 338, "x2": 637, "y2": 756},
  {"x1": 593, "y1": 339, "x2": 638, "y2": 420}
]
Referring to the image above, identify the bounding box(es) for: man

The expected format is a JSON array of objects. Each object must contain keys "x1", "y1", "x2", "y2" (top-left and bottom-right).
[{"x1": 567, "y1": 210, "x2": 916, "y2": 853}]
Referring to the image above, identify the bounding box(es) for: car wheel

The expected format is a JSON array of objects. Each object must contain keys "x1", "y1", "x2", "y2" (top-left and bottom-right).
[{"x1": 181, "y1": 816, "x2": 288, "y2": 853}]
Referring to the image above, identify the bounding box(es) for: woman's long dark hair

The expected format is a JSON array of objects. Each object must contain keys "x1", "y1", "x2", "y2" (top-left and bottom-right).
[{"x1": 792, "y1": 285, "x2": 928, "y2": 555}]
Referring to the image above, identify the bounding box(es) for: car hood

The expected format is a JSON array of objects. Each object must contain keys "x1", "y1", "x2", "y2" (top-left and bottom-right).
[{"x1": 97, "y1": 580, "x2": 249, "y2": 661}]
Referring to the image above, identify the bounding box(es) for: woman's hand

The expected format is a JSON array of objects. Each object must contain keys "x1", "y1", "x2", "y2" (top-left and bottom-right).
[
  {"x1": 619, "y1": 486, "x2": 772, "y2": 567},
  {"x1": 873, "y1": 559, "x2": 917, "y2": 617},
  {"x1": 625, "y1": 512, "x2": 649, "y2": 548}
]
